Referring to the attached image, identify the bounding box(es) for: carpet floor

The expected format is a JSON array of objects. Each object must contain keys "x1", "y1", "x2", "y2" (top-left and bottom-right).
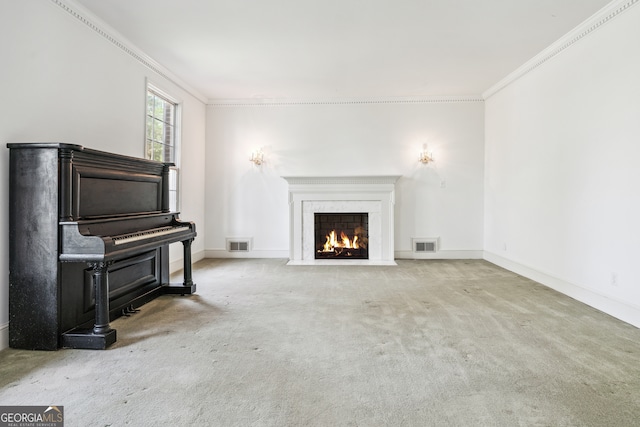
[{"x1": 1, "y1": 258, "x2": 639, "y2": 426}]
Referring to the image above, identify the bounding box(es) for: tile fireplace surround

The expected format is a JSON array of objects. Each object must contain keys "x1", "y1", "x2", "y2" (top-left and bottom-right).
[{"x1": 282, "y1": 176, "x2": 400, "y2": 265}]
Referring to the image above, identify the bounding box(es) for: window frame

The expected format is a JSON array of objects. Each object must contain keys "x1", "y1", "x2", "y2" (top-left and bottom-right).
[{"x1": 145, "y1": 81, "x2": 182, "y2": 212}]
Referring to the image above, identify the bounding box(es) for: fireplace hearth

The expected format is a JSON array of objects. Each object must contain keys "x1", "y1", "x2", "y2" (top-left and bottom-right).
[{"x1": 315, "y1": 213, "x2": 368, "y2": 259}]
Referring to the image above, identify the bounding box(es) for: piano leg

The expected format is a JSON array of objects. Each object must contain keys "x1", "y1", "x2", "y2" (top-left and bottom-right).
[
  {"x1": 182, "y1": 238, "x2": 194, "y2": 287},
  {"x1": 163, "y1": 238, "x2": 197, "y2": 295},
  {"x1": 92, "y1": 261, "x2": 115, "y2": 335},
  {"x1": 62, "y1": 261, "x2": 117, "y2": 350}
]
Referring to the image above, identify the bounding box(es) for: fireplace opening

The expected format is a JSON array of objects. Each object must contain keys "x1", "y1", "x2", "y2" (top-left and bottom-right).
[{"x1": 315, "y1": 213, "x2": 368, "y2": 259}]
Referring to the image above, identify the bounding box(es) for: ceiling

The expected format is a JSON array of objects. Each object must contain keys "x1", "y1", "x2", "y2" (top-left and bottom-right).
[{"x1": 73, "y1": 0, "x2": 613, "y2": 100}]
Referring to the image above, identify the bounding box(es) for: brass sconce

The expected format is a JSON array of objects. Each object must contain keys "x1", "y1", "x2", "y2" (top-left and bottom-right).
[
  {"x1": 419, "y1": 149, "x2": 433, "y2": 164},
  {"x1": 250, "y1": 149, "x2": 264, "y2": 165}
]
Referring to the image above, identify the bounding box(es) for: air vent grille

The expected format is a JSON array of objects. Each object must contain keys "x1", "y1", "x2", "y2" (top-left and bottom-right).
[
  {"x1": 412, "y1": 238, "x2": 438, "y2": 253},
  {"x1": 227, "y1": 238, "x2": 251, "y2": 252},
  {"x1": 415, "y1": 241, "x2": 435, "y2": 252}
]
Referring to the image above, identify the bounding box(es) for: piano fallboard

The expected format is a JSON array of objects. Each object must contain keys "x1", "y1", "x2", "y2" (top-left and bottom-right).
[{"x1": 59, "y1": 212, "x2": 196, "y2": 262}]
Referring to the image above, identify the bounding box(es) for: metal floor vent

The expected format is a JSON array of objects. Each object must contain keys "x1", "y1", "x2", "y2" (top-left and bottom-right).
[
  {"x1": 227, "y1": 238, "x2": 251, "y2": 252},
  {"x1": 413, "y1": 238, "x2": 438, "y2": 253}
]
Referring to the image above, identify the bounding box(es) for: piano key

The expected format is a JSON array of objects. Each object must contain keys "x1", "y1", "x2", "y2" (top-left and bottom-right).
[{"x1": 112, "y1": 225, "x2": 191, "y2": 245}]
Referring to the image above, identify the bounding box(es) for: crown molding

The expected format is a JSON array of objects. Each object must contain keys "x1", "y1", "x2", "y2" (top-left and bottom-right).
[
  {"x1": 51, "y1": 0, "x2": 636, "y2": 106},
  {"x1": 50, "y1": 0, "x2": 207, "y2": 104},
  {"x1": 483, "y1": 0, "x2": 639, "y2": 99},
  {"x1": 208, "y1": 95, "x2": 484, "y2": 107}
]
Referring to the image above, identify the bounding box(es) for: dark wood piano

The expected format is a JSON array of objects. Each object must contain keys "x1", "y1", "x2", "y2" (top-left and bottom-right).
[{"x1": 7, "y1": 143, "x2": 197, "y2": 350}]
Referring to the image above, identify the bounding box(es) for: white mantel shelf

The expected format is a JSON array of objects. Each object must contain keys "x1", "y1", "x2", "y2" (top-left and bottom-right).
[
  {"x1": 282, "y1": 175, "x2": 401, "y2": 266},
  {"x1": 282, "y1": 176, "x2": 401, "y2": 185}
]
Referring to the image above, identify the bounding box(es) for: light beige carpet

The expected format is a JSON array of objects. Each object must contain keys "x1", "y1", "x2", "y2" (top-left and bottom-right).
[{"x1": 1, "y1": 259, "x2": 639, "y2": 426}]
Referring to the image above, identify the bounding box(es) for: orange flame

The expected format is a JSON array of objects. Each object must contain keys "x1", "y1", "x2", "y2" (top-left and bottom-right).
[{"x1": 321, "y1": 230, "x2": 360, "y2": 252}]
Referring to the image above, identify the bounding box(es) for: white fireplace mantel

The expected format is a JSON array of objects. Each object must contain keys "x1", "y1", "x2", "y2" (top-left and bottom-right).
[{"x1": 282, "y1": 175, "x2": 400, "y2": 265}]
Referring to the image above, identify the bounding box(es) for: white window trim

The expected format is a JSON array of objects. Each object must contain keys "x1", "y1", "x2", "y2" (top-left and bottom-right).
[{"x1": 145, "y1": 79, "x2": 183, "y2": 211}]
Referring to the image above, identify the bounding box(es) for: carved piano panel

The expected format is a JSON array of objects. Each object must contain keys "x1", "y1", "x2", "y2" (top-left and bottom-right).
[
  {"x1": 7, "y1": 143, "x2": 196, "y2": 350},
  {"x1": 59, "y1": 249, "x2": 164, "y2": 334}
]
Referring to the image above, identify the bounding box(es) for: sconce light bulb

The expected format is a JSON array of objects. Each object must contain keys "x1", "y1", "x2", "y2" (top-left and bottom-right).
[
  {"x1": 250, "y1": 149, "x2": 264, "y2": 165},
  {"x1": 419, "y1": 151, "x2": 433, "y2": 164}
]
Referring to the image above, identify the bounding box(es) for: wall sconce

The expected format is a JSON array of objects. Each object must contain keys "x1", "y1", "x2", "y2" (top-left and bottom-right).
[
  {"x1": 250, "y1": 148, "x2": 264, "y2": 165},
  {"x1": 419, "y1": 149, "x2": 433, "y2": 164}
]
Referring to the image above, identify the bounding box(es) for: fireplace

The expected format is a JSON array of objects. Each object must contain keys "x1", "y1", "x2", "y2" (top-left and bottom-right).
[
  {"x1": 315, "y1": 213, "x2": 368, "y2": 259},
  {"x1": 282, "y1": 175, "x2": 400, "y2": 265}
]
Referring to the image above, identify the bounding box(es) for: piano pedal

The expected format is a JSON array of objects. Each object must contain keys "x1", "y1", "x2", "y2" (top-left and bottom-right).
[{"x1": 122, "y1": 305, "x2": 141, "y2": 317}]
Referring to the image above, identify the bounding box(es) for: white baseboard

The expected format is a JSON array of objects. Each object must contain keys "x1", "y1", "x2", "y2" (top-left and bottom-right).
[
  {"x1": 484, "y1": 251, "x2": 640, "y2": 329},
  {"x1": 203, "y1": 249, "x2": 483, "y2": 261},
  {"x1": 0, "y1": 322, "x2": 8, "y2": 352},
  {"x1": 205, "y1": 249, "x2": 290, "y2": 259},
  {"x1": 395, "y1": 250, "x2": 484, "y2": 260}
]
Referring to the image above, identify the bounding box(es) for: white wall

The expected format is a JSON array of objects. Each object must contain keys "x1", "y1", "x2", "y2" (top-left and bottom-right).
[
  {"x1": 205, "y1": 101, "x2": 485, "y2": 259},
  {"x1": 5, "y1": 0, "x2": 634, "y2": 356},
  {"x1": 0, "y1": 1, "x2": 207, "y2": 349},
  {"x1": 484, "y1": 4, "x2": 640, "y2": 326}
]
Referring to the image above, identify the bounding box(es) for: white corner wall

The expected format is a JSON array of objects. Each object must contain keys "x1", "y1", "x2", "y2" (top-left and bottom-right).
[
  {"x1": 484, "y1": 3, "x2": 640, "y2": 327},
  {"x1": 205, "y1": 100, "x2": 485, "y2": 259},
  {"x1": 0, "y1": 1, "x2": 207, "y2": 350}
]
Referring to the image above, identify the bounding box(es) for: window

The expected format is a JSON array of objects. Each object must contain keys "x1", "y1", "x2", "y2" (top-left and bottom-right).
[{"x1": 145, "y1": 86, "x2": 180, "y2": 211}]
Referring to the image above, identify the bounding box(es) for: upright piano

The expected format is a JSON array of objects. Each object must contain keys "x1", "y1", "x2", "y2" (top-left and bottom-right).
[{"x1": 7, "y1": 143, "x2": 197, "y2": 350}]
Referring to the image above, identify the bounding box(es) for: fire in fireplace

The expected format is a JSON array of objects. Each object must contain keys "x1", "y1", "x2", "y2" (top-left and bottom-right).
[{"x1": 315, "y1": 213, "x2": 368, "y2": 259}]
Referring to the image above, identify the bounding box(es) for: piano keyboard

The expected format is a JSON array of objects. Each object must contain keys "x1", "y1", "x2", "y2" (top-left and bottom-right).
[{"x1": 113, "y1": 225, "x2": 191, "y2": 245}]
